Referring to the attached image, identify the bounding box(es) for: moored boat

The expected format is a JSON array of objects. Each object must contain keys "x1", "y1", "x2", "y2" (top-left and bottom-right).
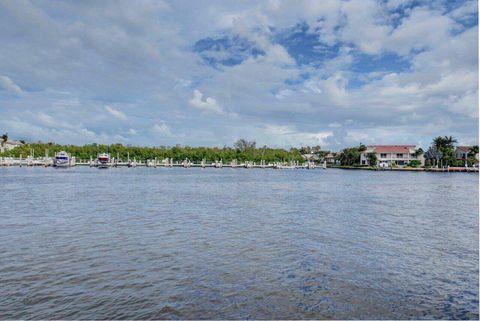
[
  {"x1": 98, "y1": 153, "x2": 110, "y2": 168},
  {"x1": 54, "y1": 151, "x2": 71, "y2": 167}
]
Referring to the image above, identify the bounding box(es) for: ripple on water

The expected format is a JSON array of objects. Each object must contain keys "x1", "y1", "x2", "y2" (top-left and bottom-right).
[{"x1": 0, "y1": 167, "x2": 478, "y2": 319}]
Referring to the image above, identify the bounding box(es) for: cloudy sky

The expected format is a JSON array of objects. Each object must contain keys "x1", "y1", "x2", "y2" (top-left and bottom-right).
[{"x1": 0, "y1": 0, "x2": 478, "y2": 149}]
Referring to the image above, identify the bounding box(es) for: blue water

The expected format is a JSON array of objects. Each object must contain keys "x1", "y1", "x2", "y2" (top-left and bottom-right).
[{"x1": 0, "y1": 167, "x2": 478, "y2": 319}]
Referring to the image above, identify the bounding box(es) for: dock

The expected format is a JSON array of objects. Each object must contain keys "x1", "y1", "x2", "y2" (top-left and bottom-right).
[{"x1": 0, "y1": 157, "x2": 325, "y2": 170}]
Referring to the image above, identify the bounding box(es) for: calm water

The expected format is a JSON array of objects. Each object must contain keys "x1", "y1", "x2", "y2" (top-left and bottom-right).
[{"x1": 0, "y1": 167, "x2": 478, "y2": 319}]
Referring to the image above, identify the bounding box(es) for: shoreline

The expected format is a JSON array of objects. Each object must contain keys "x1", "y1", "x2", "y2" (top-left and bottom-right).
[{"x1": 328, "y1": 165, "x2": 479, "y2": 173}]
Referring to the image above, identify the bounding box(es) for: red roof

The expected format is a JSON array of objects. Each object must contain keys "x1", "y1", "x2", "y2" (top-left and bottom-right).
[
  {"x1": 456, "y1": 146, "x2": 472, "y2": 152},
  {"x1": 369, "y1": 145, "x2": 415, "y2": 153}
]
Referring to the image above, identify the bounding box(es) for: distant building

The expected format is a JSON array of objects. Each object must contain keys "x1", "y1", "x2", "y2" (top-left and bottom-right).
[
  {"x1": 360, "y1": 145, "x2": 424, "y2": 167},
  {"x1": 301, "y1": 153, "x2": 320, "y2": 162},
  {"x1": 0, "y1": 140, "x2": 23, "y2": 153},
  {"x1": 322, "y1": 153, "x2": 339, "y2": 165},
  {"x1": 455, "y1": 146, "x2": 478, "y2": 160}
]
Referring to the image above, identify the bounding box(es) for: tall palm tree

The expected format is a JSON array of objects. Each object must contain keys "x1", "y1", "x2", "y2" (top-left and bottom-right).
[
  {"x1": 433, "y1": 136, "x2": 446, "y2": 150},
  {"x1": 443, "y1": 136, "x2": 457, "y2": 149},
  {"x1": 1, "y1": 132, "x2": 7, "y2": 146}
]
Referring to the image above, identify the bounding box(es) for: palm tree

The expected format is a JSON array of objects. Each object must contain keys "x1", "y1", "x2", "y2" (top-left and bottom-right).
[
  {"x1": 469, "y1": 145, "x2": 479, "y2": 156},
  {"x1": 1, "y1": 132, "x2": 8, "y2": 147},
  {"x1": 414, "y1": 148, "x2": 424, "y2": 157},
  {"x1": 443, "y1": 136, "x2": 457, "y2": 149},
  {"x1": 433, "y1": 136, "x2": 446, "y2": 150}
]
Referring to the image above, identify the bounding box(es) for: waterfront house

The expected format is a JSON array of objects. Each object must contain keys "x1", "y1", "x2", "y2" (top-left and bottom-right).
[
  {"x1": 360, "y1": 145, "x2": 424, "y2": 167},
  {"x1": 301, "y1": 153, "x2": 320, "y2": 162},
  {"x1": 455, "y1": 146, "x2": 479, "y2": 161},
  {"x1": 0, "y1": 140, "x2": 23, "y2": 153},
  {"x1": 322, "y1": 153, "x2": 339, "y2": 165}
]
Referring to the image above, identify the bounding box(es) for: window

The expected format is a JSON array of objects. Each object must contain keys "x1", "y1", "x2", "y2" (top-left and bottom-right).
[
  {"x1": 380, "y1": 153, "x2": 387, "y2": 158},
  {"x1": 396, "y1": 153, "x2": 404, "y2": 158}
]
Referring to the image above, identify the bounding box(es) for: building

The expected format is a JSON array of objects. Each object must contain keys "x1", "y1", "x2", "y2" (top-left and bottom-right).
[
  {"x1": 322, "y1": 153, "x2": 339, "y2": 165},
  {"x1": 360, "y1": 145, "x2": 424, "y2": 167},
  {"x1": 301, "y1": 153, "x2": 320, "y2": 162},
  {"x1": 0, "y1": 140, "x2": 23, "y2": 153},
  {"x1": 455, "y1": 146, "x2": 479, "y2": 163},
  {"x1": 455, "y1": 146, "x2": 478, "y2": 160}
]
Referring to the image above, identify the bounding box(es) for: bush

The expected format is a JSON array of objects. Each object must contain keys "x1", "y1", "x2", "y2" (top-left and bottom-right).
[{"x1": 407, "y1": 160, "x2": 421, "y2": 167}]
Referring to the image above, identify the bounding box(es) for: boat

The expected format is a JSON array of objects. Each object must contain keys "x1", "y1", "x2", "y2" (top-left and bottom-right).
[
  {"x1": 54, "y1": 151, "x2": 71, "y2": 167},
  {"x1": 98, "y1": 153, "x2": 110, "y2": 168}
]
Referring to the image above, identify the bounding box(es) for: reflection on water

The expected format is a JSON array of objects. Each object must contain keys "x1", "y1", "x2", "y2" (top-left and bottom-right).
[{"x1": 0, "y1": 167, "x2": 478, "y2": 319}]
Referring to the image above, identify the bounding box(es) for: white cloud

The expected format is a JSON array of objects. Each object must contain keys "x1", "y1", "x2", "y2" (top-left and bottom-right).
[
  {"x1": 0, "y1": 1, "x2": 477, "y2": 149},
  {"x1": 189, "y1": 89, "x2": 224, "y2": 114},
  {"x1": 0, "y1": 75, "x2": 24, "y2": 95},
  {"x1": 151, "y1": 123, "x2": 173, "y2": 137},
  {"x1": 104, "y1": 105, "x2": 127, "y2": 120},
  {"x1": 274, "y1": 89, "x2": 292, "y2": 100}
]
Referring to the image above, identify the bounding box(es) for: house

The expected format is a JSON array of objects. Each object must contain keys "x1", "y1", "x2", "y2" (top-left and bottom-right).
[
  {"x1": 455, "y1": 146, "x2": 478, "y2": 161},
  {"x1": 322, "y1": 153, "x2": 339, "y2": 165},
  {"x1": 0, "y1": 140, "x2": 23, "y2": 153},
  {"x1": 301, "y1": 153, "x2": 320, "y2": 162},
  {"x1": 360, "y1": 145, "x2": 424, "y2": 167}
]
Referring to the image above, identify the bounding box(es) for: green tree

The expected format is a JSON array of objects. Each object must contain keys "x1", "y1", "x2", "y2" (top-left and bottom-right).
[
  {"x1": 414, "y1": 148, "x2": 424, "y2": 157},
  {"x1": 431, "y1": 136, "x2": 457, "y2": 166},
  {"x1": 234, "y1": 139, "x2": 256, "y2": 151},
  {"x1": 1, "y1": 132, "x2": 8, "y2": 146},
  {"x1": 367, "y1": 152, "x2": 377, "y2": 166}
]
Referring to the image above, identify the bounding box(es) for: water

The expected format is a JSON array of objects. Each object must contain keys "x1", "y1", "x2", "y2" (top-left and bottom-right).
[{"x1": 0, "y1": 167, "x2": 478, "y2": 319}]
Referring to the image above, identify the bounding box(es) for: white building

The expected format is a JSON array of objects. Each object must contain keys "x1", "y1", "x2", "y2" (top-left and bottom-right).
[
  {"x1": 360, "y1": 145, "x2": 424, "y2": 167},
  {"x1": 0, "y1": 140, "x2": 23, "y2": 153}
]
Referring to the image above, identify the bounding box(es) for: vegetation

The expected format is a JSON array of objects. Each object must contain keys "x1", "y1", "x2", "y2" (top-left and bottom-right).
[
  {"x1": 407, "y1": 160, "x2": 421, "y2": 168},
  {"x1": 414, "y1": 148, "x2": 424, "y2": 157},
  {"x1": 337, "y1": 144, "x2": 366, "y2": 166},
  {"x1": 433, "y1": 136, "x2": 457, "y2": 166},
  {"x1": 424, "y1": 145, "x2": 442, "y2": 167},
  {"x1": 367, "y1": 152, "x2": 377, "y2": 166},
  {"x1": 0, "y1": 139, "x2": 306, "y2": 163},
  {"x1": 1, "y1": 132, "x2": 7, "y2": 145}
]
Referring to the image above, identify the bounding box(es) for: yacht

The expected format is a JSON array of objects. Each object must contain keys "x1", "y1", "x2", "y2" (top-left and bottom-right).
[
  {"x1": 98, "y1": 153, "x2": 110, "y2": 168},
  {"x1": 54, "y1": 151, "x2": 70, "y2": 167}
]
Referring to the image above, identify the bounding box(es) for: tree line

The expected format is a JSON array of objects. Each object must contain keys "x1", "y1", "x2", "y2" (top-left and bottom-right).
[{"x1": 0, "y1": 139, "x2": 310, "y2": 163}]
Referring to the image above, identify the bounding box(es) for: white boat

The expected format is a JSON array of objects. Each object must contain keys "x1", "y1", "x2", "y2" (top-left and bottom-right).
[
  {"x1": 98, "y1": 153, "x2": 110, "y2": 168},
  {"x1": 54, "y1": 151, "x2": 71, "y2": 167}
]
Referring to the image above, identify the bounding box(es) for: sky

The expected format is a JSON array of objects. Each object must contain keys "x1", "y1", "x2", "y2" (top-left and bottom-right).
[{"x1": 0, "y1": 0, "x2": 478, "y2": 150}]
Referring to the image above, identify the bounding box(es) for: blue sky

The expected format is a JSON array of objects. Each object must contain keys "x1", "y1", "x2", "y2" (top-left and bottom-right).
[{"x1": 0, "y1": 0, "x2": 478, "y2": 150}]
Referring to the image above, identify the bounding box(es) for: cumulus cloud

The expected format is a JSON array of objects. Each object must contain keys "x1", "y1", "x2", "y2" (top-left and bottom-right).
[
  {"x1": 104, "y1": 105, "x2": 127, "y2": 120},
  {"x1": 0, "y1": 0, "x2": 477, "y2": 149},
  {"x1": 0, "y1": 75, "x2": 24, "y2": 95},
  {"x1": 189, "y1": 89, "x2": 224, "y2": 114},
  {"x1": 151, "y1": 123, "x2": 173, "y2": 137}
]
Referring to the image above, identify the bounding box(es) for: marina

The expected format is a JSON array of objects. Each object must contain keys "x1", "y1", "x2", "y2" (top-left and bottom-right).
[
  {"x1": 0, "y1": 155, "x2": 324, "y2": 170},
  {"x1": 1, "y1": 155, "x2": 478, "y2": 172}
]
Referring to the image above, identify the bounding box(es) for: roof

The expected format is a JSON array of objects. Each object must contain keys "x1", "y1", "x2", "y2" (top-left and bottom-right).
[
  {"x1": 456, "y1": 146, "x2": 472, "y2": 152},
  {"x1": 369, "y1": 145, "x2": 415, "y2": 153},
  {"x1": 6, "y1": 140, "x2": 23, "y2": 145},
  {"x1": 301, "y1": 153, "x2": 320, "y2": 160}
]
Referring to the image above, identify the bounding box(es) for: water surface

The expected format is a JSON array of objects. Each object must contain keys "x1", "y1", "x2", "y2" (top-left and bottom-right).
[{"x1": 0, "y1": 167, "x2": 478, "y2": 319}]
